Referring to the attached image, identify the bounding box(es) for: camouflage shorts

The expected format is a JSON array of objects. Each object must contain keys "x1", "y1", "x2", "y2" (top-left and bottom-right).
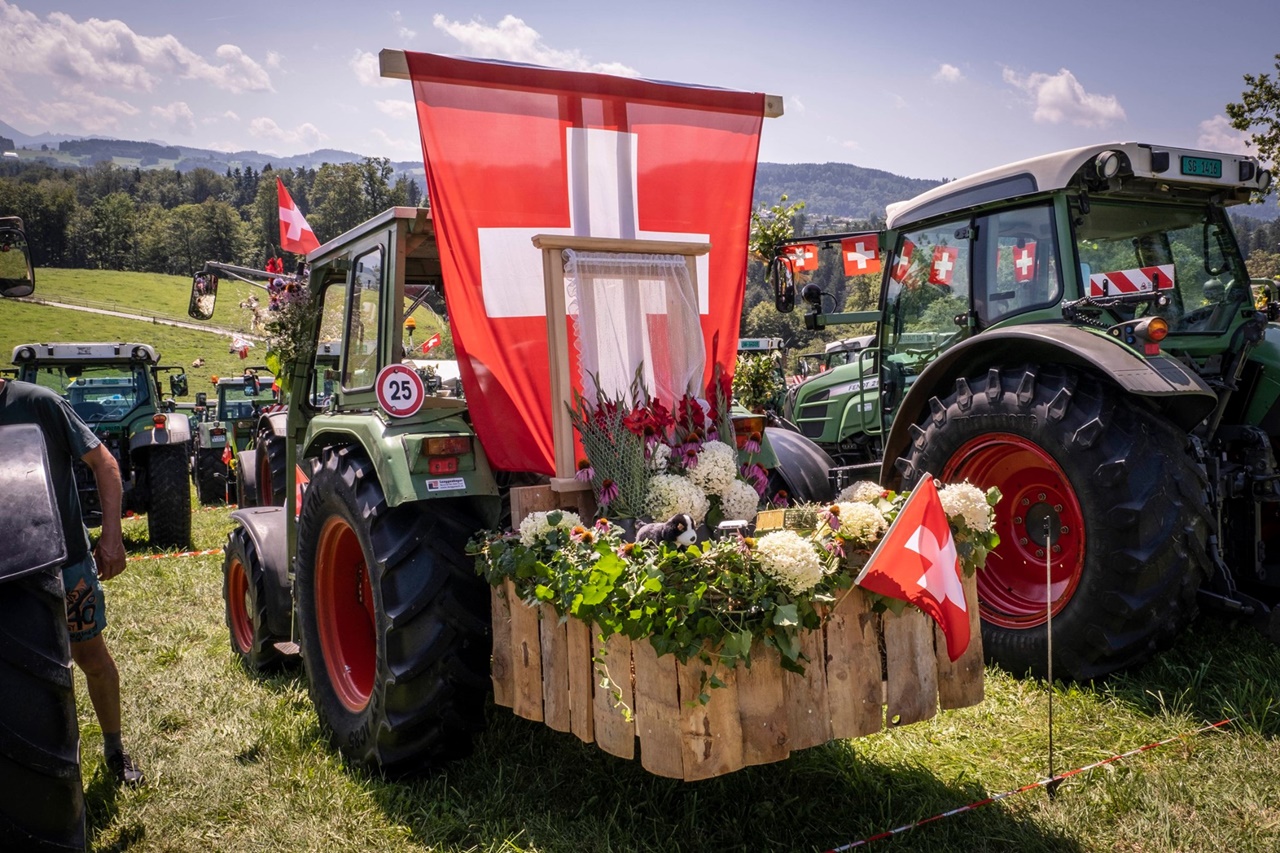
[{"x1": 62, "y1": 551, "x2": 107, "y2": 643}]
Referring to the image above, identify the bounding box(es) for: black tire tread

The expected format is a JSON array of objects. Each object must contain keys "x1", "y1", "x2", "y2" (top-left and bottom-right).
[
  {"x1": 222, "y1": 527, "x2": 285, "y2": 672},
  {"x1": 258, "y1": 430, "x2": 287, "y2": 507},
  {"x1": 195, "y1": 448, "x2": 229, "y2": 505},
  {"x1": 146, "y1": 444, "x2": 193, "y2": 548}
]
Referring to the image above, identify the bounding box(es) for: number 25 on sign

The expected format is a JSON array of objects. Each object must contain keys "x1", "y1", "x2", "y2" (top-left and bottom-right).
[{"x1": 375, "y1": 363, "x2": 426, "y2": 418}]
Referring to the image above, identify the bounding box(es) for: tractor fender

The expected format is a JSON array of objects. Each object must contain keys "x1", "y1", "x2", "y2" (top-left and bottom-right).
[
  {"x1": 128, "y1": 415, "x2": 192, "y2": 455},
  {"x1": 879, "y1": 324, "x2": 1218, "y2": 487},
  {"x1": 257, "y1": 409, "x2": 288, "y2": 438},
  {"x1": 764, "y1": 427, "x2": 836, "y2": 504},
  {"x1": 228, "y1": 506, "x2": 292, "y2": 637},
  {"x1": 237, "y1": 449, "x2": 259, "y2": 505}
]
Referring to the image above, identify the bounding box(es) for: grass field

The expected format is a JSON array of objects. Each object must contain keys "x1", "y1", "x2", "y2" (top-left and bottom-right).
[{"x1": 8, "y1": 273, "x2": 1280, "y2": 852}]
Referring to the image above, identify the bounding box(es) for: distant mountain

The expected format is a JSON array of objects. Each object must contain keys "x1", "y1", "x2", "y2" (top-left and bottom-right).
[{"x1": 752, "y1": 162, "x2": 941, "y2": 224}]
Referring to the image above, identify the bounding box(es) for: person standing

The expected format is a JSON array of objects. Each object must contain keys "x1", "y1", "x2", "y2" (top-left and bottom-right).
[{"x1": 0, "y1": 377, "x2": 145, "y2": 787}]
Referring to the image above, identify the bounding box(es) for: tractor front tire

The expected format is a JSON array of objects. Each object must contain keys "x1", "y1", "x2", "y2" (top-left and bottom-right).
[
  {"x1": 898, "y1": 364, "x2": 1211, "y2": 681},
  {"x1": 0, "y1": 569, "x2": 85, "y2": 851},
  {"x1": 146, "y1": 445, "x2": 193, "y2": 549},
  {"x1": 257, "y1": 431, "x2": 287, "y2": 507},
  {"x1": 294, "y1": 446, "x2": 490, "y2": 776},
  {"x1": 195, "y1": 448, "x2": 229, "y2": 505},
  {"x1": 223, "y1": 527, "x2": 285, "y2": 672}
]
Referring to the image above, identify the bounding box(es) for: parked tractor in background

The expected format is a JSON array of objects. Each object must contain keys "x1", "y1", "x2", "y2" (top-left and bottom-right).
[
  {"x1": 189, "y1": 205, "x2": 835, "y2": 776},
  {"x1": 190, "y1": 369, "x2": 277, "y2": 504},
  {"x1": 11, "y1": 342, "x2": 192, "y2": 548},
  {"x1": 773, "y1": 141, "x2": 1277, "y2": 682}
]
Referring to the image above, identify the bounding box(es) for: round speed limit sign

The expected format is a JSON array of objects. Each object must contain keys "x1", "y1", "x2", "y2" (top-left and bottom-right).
[{"x1": 375, "y1": 363, "x2": 426, "y2": 418}]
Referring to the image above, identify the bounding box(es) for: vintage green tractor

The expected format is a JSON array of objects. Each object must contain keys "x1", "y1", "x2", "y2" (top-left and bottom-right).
[
  {"x1": 190, "y1": 370, "x2": 277, "y2": 504},
  {"x1": 11, "y1": 342, "x2": 192, "y2": 548},
  {"x1": 772, "y1": 141, "x2": 1276, "y2": 681}
]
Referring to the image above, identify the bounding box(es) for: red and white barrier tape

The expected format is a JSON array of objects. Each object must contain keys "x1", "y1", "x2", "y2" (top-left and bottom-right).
[
  {"x1": 824, "y1": 717, "x2": 1236, "y2": 851},
  {"x1": 126, "y1": 548, "x2": 224, "y2": 562}
]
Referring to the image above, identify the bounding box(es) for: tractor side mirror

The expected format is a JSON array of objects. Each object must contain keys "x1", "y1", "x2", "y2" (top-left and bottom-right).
[
  {"x1": 0, "y1": 217, "x2": 35, "y2": 298},
  {"x1": 770, "y1": 256, "x2": 796, "y2": 313},
  {"x1": 189, "y1": 272, "x2": 218, "y2": 320},
  {"x1": 195, "y1": 392, "x2": 207, "y2": 408},
  {"x1": 170, "y1": 373, "x2": 189, "y2": 397}
]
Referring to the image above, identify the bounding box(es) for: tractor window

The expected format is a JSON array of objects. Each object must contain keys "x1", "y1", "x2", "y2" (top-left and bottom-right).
[
  {"x1": 343, "y1": 247, "x2": 384, "y2": 390},
  {"x1": 310, "y1": 280, "x2": 347, "y2": 409},
  {"x1": 1073, "y1": 200, "x2": 1249, "y2": 334},
  {"x1": 975, "y1": 204, "x2": 1062, "y2": 326},
  {"x1": 31, "y1": 364, "x2": 150, "y2": 424}
]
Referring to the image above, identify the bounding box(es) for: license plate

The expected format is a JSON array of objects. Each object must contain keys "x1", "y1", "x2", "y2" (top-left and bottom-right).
[
  {"x1": 1180, "y1": 156, "x2": 1222, "y2": 178},
  {"x1": 211, "y1": 436, "x2": 226, "y2": 446}
]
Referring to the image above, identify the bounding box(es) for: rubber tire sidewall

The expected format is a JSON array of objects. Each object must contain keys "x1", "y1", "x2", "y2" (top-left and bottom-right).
[
  {"x1": 899, "y1": 364, "x2": 1210, "y2": 681},
  {"x1": 146, "y1": 444, "x2": 193, "y2": 549},
  {"x1": 294, "y1": 446, "x2": 491, "y2": 776},
  {"x1": 222, "y1": 527, "x2": 284, "y2": 672},
  {"x1": 258, "y1": 431, "x2": 286, "y2": 507},
  {"x1": 195, "y1": 448, "x2": 229, "y2": 505}
]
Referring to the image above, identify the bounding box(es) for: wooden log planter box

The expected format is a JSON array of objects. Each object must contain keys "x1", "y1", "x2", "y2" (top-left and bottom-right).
[{"x1": 488, "y1": 497, "x2": 985, "y2": 780}]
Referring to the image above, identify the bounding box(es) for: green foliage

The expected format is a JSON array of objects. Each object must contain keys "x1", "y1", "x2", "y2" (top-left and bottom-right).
[
  {"x1": 1227, "y1": 53, "x2": 1280, "y2": 176},
  {"x1": 732, "y1": 352, "x2": 785, "y2": 412},
  {"x1": 748, "y1": 194, "x2": 805, "y2": 263}
]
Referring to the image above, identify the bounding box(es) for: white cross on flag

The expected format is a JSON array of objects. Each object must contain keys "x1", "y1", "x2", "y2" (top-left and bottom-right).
[
  {"x1": 841, "y1": 234, "x2": 881, "y2": 277},
  {"x1": 929, "y1": 245, "x2": 959, "y2": 287},
  {"x1": 784, "y1": 243, "x2": 819, "y2": 271},
  {"x1": 406, "y1": 52, "x2": 764, "y2": 474},
  {"x1": 1013, "y1": 242, "x2": 1036, "y2": 283},
  {"x1": 276, "y1": 177, "x2": 320, "y2": 255},
  {"x1": 854, "y1": 474, "x2": 971, "y2": 661},
  {"x1": 891, "y1": 240, "x2": 914, "y2": 283}
]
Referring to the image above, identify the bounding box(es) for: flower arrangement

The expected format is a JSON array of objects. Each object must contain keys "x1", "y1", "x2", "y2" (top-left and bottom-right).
[
  {"x1": 238, "y1": 275, "x2": 316, "y2": 391},
  {"x1": 731, "y1": 352, "x2": 786, "y2": 413},
  {"x1": 471, "y1": 480, "x2": 1000, "y2": 683},
  {"x1": 566, "y1": 366, "x2": 770, "y2": 528}
]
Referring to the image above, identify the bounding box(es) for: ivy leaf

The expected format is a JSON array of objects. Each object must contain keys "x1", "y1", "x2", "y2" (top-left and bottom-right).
[{"x1": 773, "y1": 603, "x2": 799, "y2": 627}]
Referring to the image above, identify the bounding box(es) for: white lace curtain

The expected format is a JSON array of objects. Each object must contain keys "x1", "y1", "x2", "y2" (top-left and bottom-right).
[{"x1": 564, "y1": 250, "x2": 704, "y2": 407}]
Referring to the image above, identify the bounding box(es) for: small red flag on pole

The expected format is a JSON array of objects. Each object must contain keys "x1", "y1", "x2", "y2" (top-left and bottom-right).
[
  {"x1": 421, "y1": 333, "x2": 442, "y2": 353},
  {"x1": 277, "y1": 177, "x2": 321, "y2": 255}
]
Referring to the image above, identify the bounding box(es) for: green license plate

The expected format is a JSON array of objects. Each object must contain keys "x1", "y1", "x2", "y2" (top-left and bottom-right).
[{"x1": 1180, "y1": 156, "x2": 1222, "y2": 178}]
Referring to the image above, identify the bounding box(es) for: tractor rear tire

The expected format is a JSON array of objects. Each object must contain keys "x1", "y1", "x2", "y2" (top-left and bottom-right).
[
  {"x1": 147, "y1": 445, "x2": 193, "y2": 549},
  {"x1": 257, "y1": 431, "x2": 287, "y2": 507},
  {"x1": 236, "y1": 451, "x2": 257, "y2": 509},
  {"x1": 294, "y1": 446, "x2": 490, "y2": 776},
  {"x1": 897, "y1": 364, "x2": 1211, "y2": 681},
  {"x1": 195, "y1": 448, "x2": 229, "y2": 505},
  {"x1": 223, "y1": 527, "x2": 285, "y2": 672},
  {"x1": 0, "y1": 568, "x2": 85, "y2": 852}
]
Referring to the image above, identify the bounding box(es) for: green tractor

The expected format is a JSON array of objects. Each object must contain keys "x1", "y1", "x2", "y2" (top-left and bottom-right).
[
  {"x1": 772, "y1": 141, "x2": 1276, "y2": 681},
  {"x1": 190, "y1": 205, "x2": 835, "y2": 775},
  {"x1": 11, "y1": 342, "x2": 193, "y2": 548},
  {"x1": 190, "y1": 370, "x2": 277, "y2": 505}
]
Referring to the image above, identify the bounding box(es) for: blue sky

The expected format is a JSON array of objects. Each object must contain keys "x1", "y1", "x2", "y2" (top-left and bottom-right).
[{"x1": 1, "y1": 0, "x2": 1275, "y2": 182}]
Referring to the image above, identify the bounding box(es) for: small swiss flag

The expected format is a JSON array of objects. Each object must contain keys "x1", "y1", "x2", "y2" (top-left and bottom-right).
[
  {"x1": 929, "y1": 246, "x2": 959, "y2": 286},
  {"x1": 1013, "y1": 242, "x2": 1037, "y2": 283},
  {"x1": 841, "y1": 235, "x2": 881, "y2": 277},
  {"x1": 891, "y1": 240, "x2": 914, "y2": 283},
  {"x1": 854, "y1": 474, "x2": 971, "y2": 661},
  {"x1": 784, "y1": 243, "x2": 819, "y2": 271},
  {"x1": 277, "y1": 177, "x2": 321, "y2": 255},
  {"x1": 421, "y1": 333, "x2": 442, "y2": 353}
]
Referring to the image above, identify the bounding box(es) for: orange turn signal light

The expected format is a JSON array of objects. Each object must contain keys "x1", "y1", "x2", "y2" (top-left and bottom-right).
[
  {"x1": 425, "y1": 436, "x2": 471, "y2": 456},
  {"x1": 732, "y1": 416, "x2": 766, "y2": 450},
  {"x1": 1143, "y1": 317, "x2": 1169, "y2": 342}
]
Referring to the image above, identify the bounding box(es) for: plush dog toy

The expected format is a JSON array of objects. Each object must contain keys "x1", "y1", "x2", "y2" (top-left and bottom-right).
[{"x1": 635, "y1": 513, "x2": 698, "y2": 546}]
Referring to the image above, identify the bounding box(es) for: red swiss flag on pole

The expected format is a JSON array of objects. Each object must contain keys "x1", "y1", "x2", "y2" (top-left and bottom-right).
[
  {"x1": 854, "y1": 475, "x2": 971, "y2": 661},
  {"x1": 405, "y1": 52, "x2": 764, "y2": 474},
  {"x1": 841, "y1": 234, "x2": 881, "y2": 277},
  {"x1": 277, "y1": 177, "x2": 321, "y2": 255},
  {"x1": 421, "y1": 333, "x2": 442, "y2": 353}
]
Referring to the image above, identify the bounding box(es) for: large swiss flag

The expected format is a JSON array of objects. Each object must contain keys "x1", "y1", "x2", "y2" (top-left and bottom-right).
[{"x1": 406, "y1": 52, "x2": 764, "y2": 474}]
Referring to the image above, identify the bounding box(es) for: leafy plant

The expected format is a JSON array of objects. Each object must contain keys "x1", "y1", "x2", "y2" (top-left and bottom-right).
[
  {"x1": 748, "y1": 194, "x2": 806, "y2": 264},
  {"x1": 732, "y1": 352, "x2": 786, "y2": 413}
]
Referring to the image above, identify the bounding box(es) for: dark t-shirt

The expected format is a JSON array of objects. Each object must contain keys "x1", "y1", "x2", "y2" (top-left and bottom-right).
[{"x1": 0, "y1": 380, "x2": 100, "y2": 563}]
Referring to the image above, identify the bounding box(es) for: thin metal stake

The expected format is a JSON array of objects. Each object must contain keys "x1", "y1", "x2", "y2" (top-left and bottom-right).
[{"x1": 1045, "y1": 515, "x2": 1062, "y2": 800}]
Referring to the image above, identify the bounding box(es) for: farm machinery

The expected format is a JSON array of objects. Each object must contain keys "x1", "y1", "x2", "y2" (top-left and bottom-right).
[
  {"x1": 189, "y1": 369, "x2": 277, "y2": 505},
  {"x1": 772, "y1": 141, "x2": 1277, "y2": 681}
]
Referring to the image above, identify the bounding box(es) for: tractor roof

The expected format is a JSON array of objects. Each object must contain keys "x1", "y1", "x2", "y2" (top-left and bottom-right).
[
  {"x1": 886, "y1": 142, "x2": 1271, "y2": 230},
  {"x1": 12, "y1": 342, "x2": 159, "y2": 365}
]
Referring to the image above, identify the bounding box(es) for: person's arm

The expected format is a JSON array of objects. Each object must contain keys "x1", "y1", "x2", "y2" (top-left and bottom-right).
[{"x1": 83, "y1": 443, "x2": 127, "y2": 580}]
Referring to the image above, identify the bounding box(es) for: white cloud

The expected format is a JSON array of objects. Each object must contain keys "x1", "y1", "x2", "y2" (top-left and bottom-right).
[
  {"x1": 375, "y1": 99, "x2": 416, "y2": 120},
  {"x1": 432, "y1": 14, "x2": 638, "y2": 76},
  {"x1": 15, "y1": 83, "x2": 140, "y2": 134},
  {"x1": 393, "y1": 11, "x2": 416, "y2": 41},
  {"x1": 265, "y1": 51, "x2": 283, "y2": 70},
  {"x1": 1197, "y1": 115, "x2": 1252, "y2": 155},
  {"x1": 0, "y1": 4, "x2": 272, "y2": 95},
  {"x1": 351, "y1": 50, "x2": 398, "y2": 88},
  {"x1": 247, "y1": 117, "x2": 325, "y2": 150},
  {"x1": 370, "y1": 126, "x2": 418, "y2": 156},
  {"x1": 933, "y1": 64, "x2": 962, "y2": 83},
  {"x1": 787, "y1": 96, "x2": 806, "y2": 115},
  {"x1": 1002, "y1": 67, "x2": 1125, "y2": 127},
  {"x1": 152, "y1": 101, "x2": 195, "y2": 136}
]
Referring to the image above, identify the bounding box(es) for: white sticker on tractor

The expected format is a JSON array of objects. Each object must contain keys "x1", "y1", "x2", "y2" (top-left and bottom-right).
[{"x1": 427, "y1": 477, "x2": 466, "y2": 492}]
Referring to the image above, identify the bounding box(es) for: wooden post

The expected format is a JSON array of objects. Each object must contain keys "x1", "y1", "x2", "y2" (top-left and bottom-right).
[
  {"x1": 566, "y1": 618, "x2": 596, "y2": 744},
  {"x1": 539, "y1": 606, "x2": 571, "y2": 732},
  {"x1": 677, "y1": 653, "x2": 744, "y2": 781},
  {"x1": 736, "y1": 642, "x2": 789, "y2": 767},
  {"x1": 784, "y1": 625, "x2": 833, "y2": 750},
  {"x1": 936, "y1": 571, "x2": 985, "y2": 709},
  {"x1": 883, "y1": 607, "x2": 938, "y2": 727},
  {"x1": 490, "y1": 583, "x2": 514, "y2": 708},
  {"x1": 508, "y1": 580, "x2": 544, "y2": 723},
  {"x1": 632, "y1": 639, "x2": 684, "y2": 778},
  {"x1": 824, "y1": 588, "x2": 885, "y2": 738},
  {"x1": 592, "y1": 629, "x2": 635, "y2": 760}
]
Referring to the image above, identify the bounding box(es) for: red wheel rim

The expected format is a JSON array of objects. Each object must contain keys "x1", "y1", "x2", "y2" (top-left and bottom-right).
[
  {"x1": 942, "y1": 433, "x2": 1085, "y2": 628},
  {"x1": 315, "y1": 516, "x2": 375, "y2": 712},
  {"x1": 258, "y1": 446, "x2": 274, "y2": 505},
  {"x1": 226, "y1": 556, "x2": 252, "y2": 654}
]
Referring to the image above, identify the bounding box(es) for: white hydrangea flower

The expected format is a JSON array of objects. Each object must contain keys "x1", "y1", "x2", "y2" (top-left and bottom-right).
[
  {"x1": 686, "y1": 440, "x2": 739, "y2": 496},
  {"x1": 835, "y1": 501, "x2": 887, "y2": 545},
  {"x1": 938, "y1": 483, "x2": 992, "y2": 533},
  {"x1": 755, "y1": 530, "x2": 825, "y2": 594},
  {"x1": 719, "y1": 479, "x2": 761, "y2": 523},
  {"x1": 645, "y1": 473, "x2": 710, "y2": 524},
  {"x1": 518, "y1": 510, "x2": 583, "y2": 546},
  {"x1": 837, "y1": 480, "x2": 887, "y2": 503},
  {"x1": 649, "y1": 441, "x2": 672, "y2": 472}
]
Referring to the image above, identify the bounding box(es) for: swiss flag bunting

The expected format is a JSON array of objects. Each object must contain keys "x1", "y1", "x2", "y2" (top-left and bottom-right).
[
  {"x1": 854, "y1": 475, "x2": 971, "y2": 661},
  {"x1": 1013, "y1": 242, "x2": 1036, "y2": 283},
  {"x1": 784, "y1": 243, "x2": 820, "y2": 271},
  {"x1": 891, "y1": 240, "x2": 914, "y2": 283},
  {"x1": 929, "y1": 245, "x2": 959, "y2": 286},
  {"x1": 841, "y1": 234, "x2": 881, "y2": 277},
  {"x1": 277, "y1": 177, "x2": 321, "y2": 255}
]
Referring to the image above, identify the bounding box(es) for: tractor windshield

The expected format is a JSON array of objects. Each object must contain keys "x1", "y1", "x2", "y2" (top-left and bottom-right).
[
  {"x1": 217, "y1": 383, "x2": 263, "y2": 420},
  {"x1": 1073, "y1": 200, "x2": 1249, "y2": 334},
  {"x1": 32, "y1": 364, "x2": 152, "y2": 423}
]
